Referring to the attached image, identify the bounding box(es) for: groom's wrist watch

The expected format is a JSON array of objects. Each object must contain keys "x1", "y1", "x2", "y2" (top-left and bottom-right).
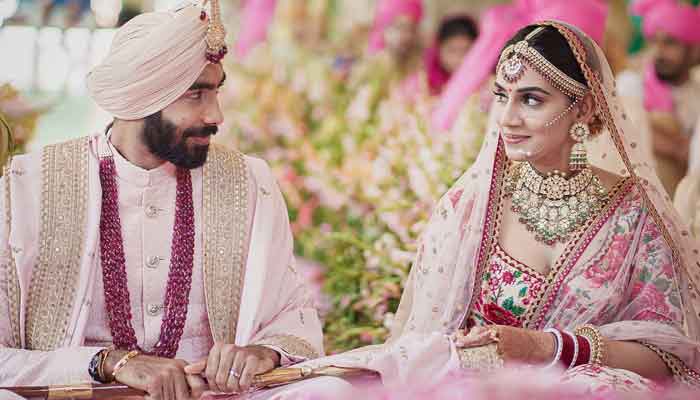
[{"x1": 88, "y1": 347, "x2": 114, "y2": 383}]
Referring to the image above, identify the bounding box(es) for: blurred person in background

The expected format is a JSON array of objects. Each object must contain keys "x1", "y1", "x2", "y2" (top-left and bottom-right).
[
  {"x1": 368, "y1": 0, "x2": 424, "y2": 78},
  {"x1": 400, "y1": 14, "x2": 478, "y2": 102},
  {"x1": 345, "y1": 0, "x2": 424, "y2": 103},
  {"x1": 40, "y1": 0, "x2": 90, "y2": 27},
  {"x1": 611, "y1": 0, "x2": 700, "y2": 197}
]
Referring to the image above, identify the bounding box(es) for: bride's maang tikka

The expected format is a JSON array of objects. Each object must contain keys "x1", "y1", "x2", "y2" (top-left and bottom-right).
[{"x1": 497, "y1": 26, "x2": 588, "y2": 99}]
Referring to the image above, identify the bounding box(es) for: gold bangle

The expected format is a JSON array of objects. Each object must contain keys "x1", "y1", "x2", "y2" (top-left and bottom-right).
[
  {"x1": 98, "y1": 346, "x2": 115, "y2": 383},
  {"x1": 574, "y1": 324, "x2": 605, "y2": 365},
  {"x1": 111, "y1": 350, "x2": 141, "y2": 380}
]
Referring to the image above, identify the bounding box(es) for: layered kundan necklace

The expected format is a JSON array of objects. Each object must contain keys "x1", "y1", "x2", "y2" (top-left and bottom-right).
[
  {"x1": 99, "y1": 155, "x2": 195, "y2": 358},
  {"x1": 504, "y1": 162, "x2": 608, "y2": 246}
]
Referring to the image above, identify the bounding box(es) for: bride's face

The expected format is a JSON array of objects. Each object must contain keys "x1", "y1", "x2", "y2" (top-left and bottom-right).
[{"x1": 492, "y1": 67, "x2": 581, "y2": 167}]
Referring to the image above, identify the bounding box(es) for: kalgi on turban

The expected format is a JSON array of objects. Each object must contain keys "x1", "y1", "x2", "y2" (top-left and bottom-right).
[{"x1": 86, "y1": 1, "x2": 227, "y2": 120}]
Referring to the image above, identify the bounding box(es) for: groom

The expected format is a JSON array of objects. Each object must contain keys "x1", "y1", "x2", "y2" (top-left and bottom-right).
[{"x1": 0, "y1": 2, "x2": 322, "y2": 399}]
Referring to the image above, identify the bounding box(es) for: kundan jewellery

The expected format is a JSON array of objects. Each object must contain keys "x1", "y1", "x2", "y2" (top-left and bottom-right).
[
  {"x1": 497, "y1": 26, "x2": 588, "y2": 99},
  {"x1": 568, "y1": 122, "x2": 591, "y2": 171},
  {"x1": 504, "y1": 162, "x2": 608, "y2": 245},
  {"x1": 99, "y1": 154, "x2": 195, "y2": 358}
]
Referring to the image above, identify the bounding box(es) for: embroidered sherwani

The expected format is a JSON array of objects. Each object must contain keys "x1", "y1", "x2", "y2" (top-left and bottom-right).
[{"x1": 0, "y1": 134, "x2": 323, "y2": 386}]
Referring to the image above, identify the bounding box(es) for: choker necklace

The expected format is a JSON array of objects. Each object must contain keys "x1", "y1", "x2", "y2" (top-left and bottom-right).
[{"x1": 504, "y1": 162, "x2": 608, "y2": 246}]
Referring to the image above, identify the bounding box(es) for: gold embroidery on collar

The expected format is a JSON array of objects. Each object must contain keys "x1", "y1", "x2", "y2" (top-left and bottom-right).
[
  {"x1": 202, "y1": 145, "x2": 249, "y2": 343},
  {"x1": 26, "y1": 136, "x2": 89, "y2": 350},
  {"x1": 2, "y1": 162, "x2": 21, "y2": 347}
]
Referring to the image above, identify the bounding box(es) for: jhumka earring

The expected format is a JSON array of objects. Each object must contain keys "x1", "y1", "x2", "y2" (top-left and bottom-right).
[{"x1": 569, "y1": 121, "x2": 590, "y2": 171}]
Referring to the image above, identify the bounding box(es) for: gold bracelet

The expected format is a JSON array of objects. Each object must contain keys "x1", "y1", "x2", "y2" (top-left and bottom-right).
[
  {"x1": 111, "y1": 350, "x2": 141, "y2": 380},
  {"x1": 98, "y1": 346, "x2": 115, "y2": 383},
  {"x1": 574, "y1": 324, "x2": 605, "y2": 365}
]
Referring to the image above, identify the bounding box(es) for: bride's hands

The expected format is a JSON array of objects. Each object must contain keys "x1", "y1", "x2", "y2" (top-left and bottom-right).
[{"x1": 453, "y1": 325, "x2": 556, "y2": 366}]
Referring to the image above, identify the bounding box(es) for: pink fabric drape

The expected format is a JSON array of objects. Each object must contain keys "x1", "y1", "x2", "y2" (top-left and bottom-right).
[
  {"x1": 235, "y1": 0, "x2": 278, "y2": 59},
  {"x1": 368, "y1": 0, "x2": 423, "y2": 55},
  {"x1": 643, "y1": 61, "x2": 674, "y2": 113},
  {"x1": 424, "y1": 45, "x2": 449, "y2": 96},
  {"x1": 431, "y1": 0, "x2": 608, "y2": 132}
]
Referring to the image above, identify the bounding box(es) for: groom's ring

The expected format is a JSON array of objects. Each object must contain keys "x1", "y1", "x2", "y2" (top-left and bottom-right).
[{"x1": 229, "y1": 369, "x2": 241, "y2": 378}]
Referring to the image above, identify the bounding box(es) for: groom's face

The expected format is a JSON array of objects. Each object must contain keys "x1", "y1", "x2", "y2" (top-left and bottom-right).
[
  {"x1": 650, "y1": 32, "x2": 695, "y2": 84},
  {"x1": 142, "y1": 64, "x2": 226, "y2": 169}
]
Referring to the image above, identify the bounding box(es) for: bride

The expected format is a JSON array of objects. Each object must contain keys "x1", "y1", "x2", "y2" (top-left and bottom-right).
[{"x1": 197, "y1": 21, "x2": 700, "y2": 397}]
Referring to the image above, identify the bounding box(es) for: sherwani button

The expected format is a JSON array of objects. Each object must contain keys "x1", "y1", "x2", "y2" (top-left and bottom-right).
[
  {"x1": 146, "y1": 256, "x2": 160, "y2": 268},
  {"x1": 147, "y1": 303, "x2": 163, "y2": 316},
  {"x1": 145, "y1": 205, "x2": 159, "y2": 218}
]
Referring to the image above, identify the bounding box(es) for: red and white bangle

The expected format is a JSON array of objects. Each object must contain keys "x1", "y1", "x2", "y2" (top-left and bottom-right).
[
  {"x1": 562, "y1": 331, "x2": 579, "y2": 369},
  {"x1": 543, "y1": 328, "x2": 563, "y2": 369},
  {"x1": 573, "y1": 333, "x2": 592, "y2": 366}
]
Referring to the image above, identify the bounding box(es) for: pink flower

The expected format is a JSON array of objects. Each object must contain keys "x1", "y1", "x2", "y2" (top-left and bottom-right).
[
  {"x1": 283, "y1": 167, "x2": 299, "y2": 184},
  {"x1": 483, "y1": 303, "x2": 521, "y2": 327},
  {"x1": 584, "y1": 234, "x2": 633, "y2": 287},
  {"x1": 359, "y1": 332, "x2": 374, "y2": 343},
  {"x1": 448, "y1": 188, "x2": 464, "y2": 209},
  {"x1": 502, "y1": 271, "x2": 515, "y2": 285},
  {"x1": 633, "y1": 284, "x2": 672, "y2": 321},
  {"x1": 629, "y1": 281, "x2": 645, "y2": 299},
  {"x1": 292, "y1": 197, "x2": 320, "y2": 234}
]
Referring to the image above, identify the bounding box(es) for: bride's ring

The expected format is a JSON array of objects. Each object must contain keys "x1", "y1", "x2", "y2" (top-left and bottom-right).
[{"x1": 229, "y1": 368, "x2": 241, "y2": 379}]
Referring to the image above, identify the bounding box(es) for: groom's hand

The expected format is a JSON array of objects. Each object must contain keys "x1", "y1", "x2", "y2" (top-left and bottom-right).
[
  {"x1": 105, "y1": 351, "x2": 206, "y2": 400},
  {"x1": 185, "y1": 343, "x2": 280, "y2": 393}
]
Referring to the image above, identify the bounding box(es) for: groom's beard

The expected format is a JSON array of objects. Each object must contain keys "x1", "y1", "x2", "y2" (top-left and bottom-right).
[
  {"x1": 654, "y1": 54, "x2": 690, "y2": 85},
  {"x1": 142, "y1": 112, "x2": 218, "y2": 169}
]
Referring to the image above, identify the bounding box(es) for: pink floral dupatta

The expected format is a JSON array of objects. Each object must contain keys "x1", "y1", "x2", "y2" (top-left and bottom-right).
[{"x1": 300, "y1": 21, "x2": 700, "y2": 387}]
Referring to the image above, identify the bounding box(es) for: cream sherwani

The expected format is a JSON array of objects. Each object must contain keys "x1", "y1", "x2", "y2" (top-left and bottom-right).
[{"x1": 0, "y1": 133, "x2": 323, "y2": 386}]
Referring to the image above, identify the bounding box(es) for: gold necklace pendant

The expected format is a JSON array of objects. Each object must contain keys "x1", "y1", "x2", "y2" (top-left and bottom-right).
[{"x1": 504, "y1": 163, "x2": 608, "y2": 246}]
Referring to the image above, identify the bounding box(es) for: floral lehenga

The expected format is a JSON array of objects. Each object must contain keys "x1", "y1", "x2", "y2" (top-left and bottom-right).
[{"x1": 284, "y1": 21, "x2": 700, "y2": 394}]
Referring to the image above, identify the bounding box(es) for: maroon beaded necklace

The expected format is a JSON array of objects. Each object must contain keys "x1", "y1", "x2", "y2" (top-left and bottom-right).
[{"x1": 99, "y1": 156, "x2": 195, "y2": 358}]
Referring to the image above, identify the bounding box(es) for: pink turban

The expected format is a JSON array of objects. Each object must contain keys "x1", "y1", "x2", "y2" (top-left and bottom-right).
[
  {"x1": 532, "y1": 0, "x2": 608, "y2": 46},
  {"x1": 631, "y1": 0, "x2": 700, "y2": 44},
  {"x1": 431, "y1": 0, "x2": 608, "y2": 132},
  {"x1": 87, "y1": 5, "x2": 213, "y2": 120},
  {"x1": 368, "y1": 0, "x2": 423, "y2": 54},
  {"x1": 631, "y1": 0, "x2": 700, "y2": 112},
  {"x1": 235, "y1": 0, "x2": 277, "y2": 59}
]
